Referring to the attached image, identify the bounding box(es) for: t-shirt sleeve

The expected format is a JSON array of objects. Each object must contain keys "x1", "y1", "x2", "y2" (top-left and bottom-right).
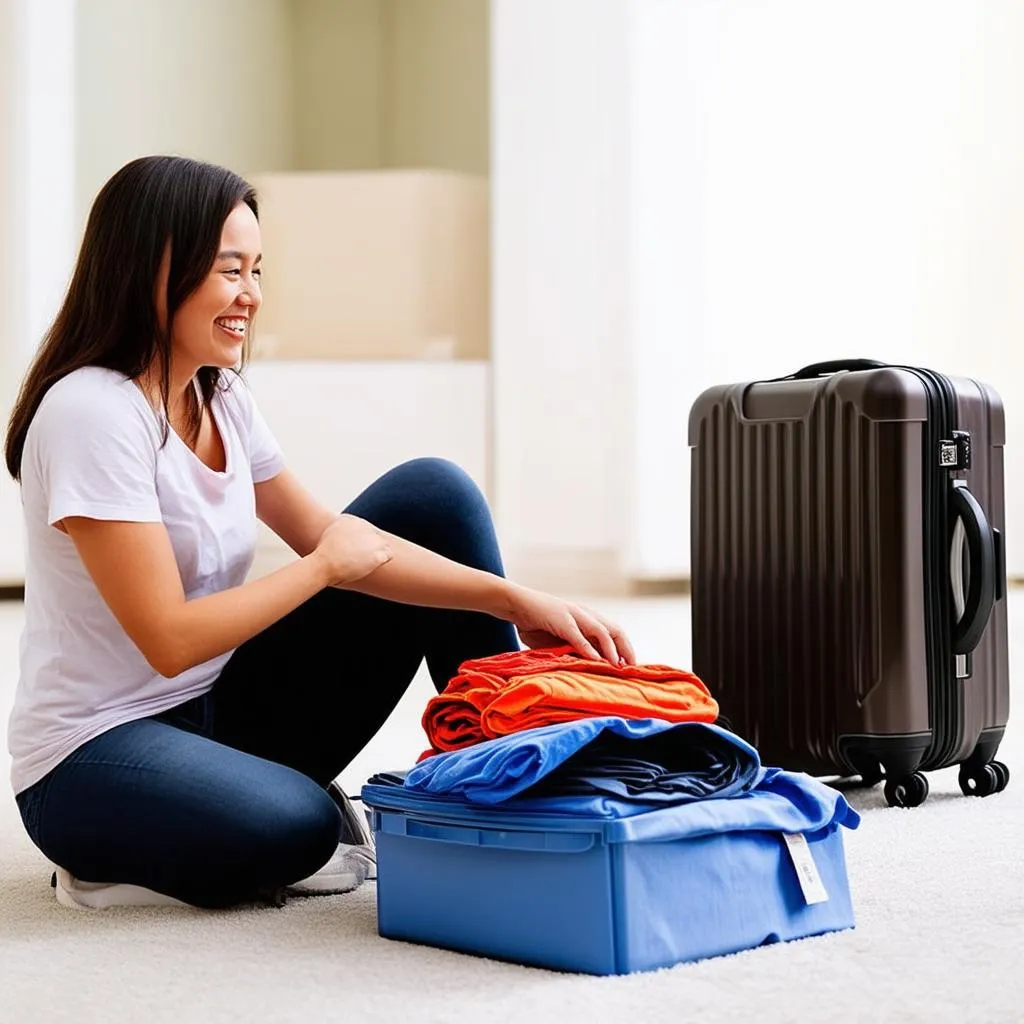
[
  {"x1": 227, "y1": 377, "x2": 286, "y2": 483},
  {"x1": 28, "y1": 379, "x2": 162, "y2": 527}
]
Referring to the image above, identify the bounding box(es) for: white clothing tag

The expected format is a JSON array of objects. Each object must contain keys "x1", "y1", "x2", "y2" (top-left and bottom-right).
[{"x1": 782, "y1": 833, "x2": 829, "y2": 905}]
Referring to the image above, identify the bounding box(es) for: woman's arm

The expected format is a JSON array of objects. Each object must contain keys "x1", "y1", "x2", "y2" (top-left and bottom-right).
[
  {"x1": 351, "y1": 532, "x2": 635, "y2": 664},
  {"x1": 62, "y1": 511, "x2": 391, "y2": 678},
  {"x1": 254, "y1": 471, "x2": 509, "y2": 613},
  {"x1": 255, "y1": 469, "x2": 636, "y2": 664}
]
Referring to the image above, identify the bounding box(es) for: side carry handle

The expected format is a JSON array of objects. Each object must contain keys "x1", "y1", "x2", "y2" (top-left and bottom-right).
[
  {"x1": 377, "y1": 812, "x2": 597, "y2": 854},
  {"x1": 949, "y1": 483, "x2": 998, "y2": 656}
]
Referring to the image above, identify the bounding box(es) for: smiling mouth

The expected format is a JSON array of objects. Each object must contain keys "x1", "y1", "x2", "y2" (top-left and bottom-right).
[{"x1": 215, "y1": 318, "x2": 248, "y2": 339}]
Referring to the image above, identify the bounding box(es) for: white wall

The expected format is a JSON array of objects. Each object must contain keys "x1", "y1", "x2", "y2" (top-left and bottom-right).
[
  {"x1": 491, "y1": 0, "x2": 632, "y2": 591},
  {"x1": 0, "y1": 0, "x2": 25, "y2": 585},
  {"x1": 0, "y1": 0, "x2": 76, "y2": 585},
  {"x1": 0, "y1": 0, "x2": 23, "y2": 397},
  {"x1": 494, "y1": 0, "x2": 1024, "y2": 587},
  {"x1": 74, "y1": 0, "x2": 295, "y2": 221}
]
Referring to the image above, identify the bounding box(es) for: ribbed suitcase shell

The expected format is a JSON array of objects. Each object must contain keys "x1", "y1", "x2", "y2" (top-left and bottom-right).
[{"x1": 689, "y1": 365, "x2": 1010, "y2": 805}]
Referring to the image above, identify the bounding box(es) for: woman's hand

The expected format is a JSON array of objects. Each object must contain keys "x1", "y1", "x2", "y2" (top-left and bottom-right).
[
  {"x1": 505, "y1": 584, "x2": 637, "y2": 665},
  {"x1": 313, "y1": 514, "x2": 393, "y2": 587}
]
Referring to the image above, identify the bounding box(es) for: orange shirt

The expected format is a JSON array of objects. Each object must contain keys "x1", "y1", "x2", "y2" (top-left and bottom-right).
[{"x1": 421, "y1": 646, "x2": 718, "y2": 757}]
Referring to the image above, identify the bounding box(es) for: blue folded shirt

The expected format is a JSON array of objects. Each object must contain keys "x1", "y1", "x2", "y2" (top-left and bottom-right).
[{"x1": 404, "y1": 717, "x2": 763, "y2": 807}]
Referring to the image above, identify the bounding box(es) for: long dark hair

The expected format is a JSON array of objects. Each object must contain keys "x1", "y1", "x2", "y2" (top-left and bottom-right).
[{"x1": 4, "y1": 155, "x2": 258, "y2": 481}]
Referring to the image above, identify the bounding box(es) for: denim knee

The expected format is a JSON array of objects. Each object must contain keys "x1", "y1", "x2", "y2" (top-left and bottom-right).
[
  {"x1": 347, "y1": 457, "x2": 503, "y2": 572},
  {"x1": 389, "y1": 457, "x2": 486, "y2": 510},
  {"x1": 399, "y1": 459, "x2": 500, "y2": 563},
  {"x1": 259, "y1": 783, "x2": 342, "y2": 884}
]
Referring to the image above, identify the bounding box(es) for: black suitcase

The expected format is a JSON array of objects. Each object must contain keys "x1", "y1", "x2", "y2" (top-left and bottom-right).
[{"x1": 689, "y1": 358, "x2": 1010, "y2": 807}]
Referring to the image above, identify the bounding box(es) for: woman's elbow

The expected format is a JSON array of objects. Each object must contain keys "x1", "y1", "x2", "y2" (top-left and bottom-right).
[{"x1": 142, "y1": 639, "x2": 191, "y2": 680}]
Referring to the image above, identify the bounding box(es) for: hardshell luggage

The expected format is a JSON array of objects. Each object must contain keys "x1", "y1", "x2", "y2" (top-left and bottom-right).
[{"x1": 688, "y1": 359, "x2": 1010, "y2": 807}]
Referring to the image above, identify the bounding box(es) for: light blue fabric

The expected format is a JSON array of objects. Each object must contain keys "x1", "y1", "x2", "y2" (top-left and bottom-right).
[
  {"x1": 404, "y1": 717, "x2": 763, "y2": 807},
  {"x1": 397, "y1": 717, "x2": 861, "y2": 838},
  {"x1": 598, "y1": 766, "x2": 860, "y2": 842}
]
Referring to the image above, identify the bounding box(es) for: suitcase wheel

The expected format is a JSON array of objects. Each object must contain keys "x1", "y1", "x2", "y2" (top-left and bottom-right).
[
  {"x1": 883, "y1": 772, "x2": 930, "y2": 809},
  {"x1": 958, "y1": 761, "x2": 1009, "y2": 798}
]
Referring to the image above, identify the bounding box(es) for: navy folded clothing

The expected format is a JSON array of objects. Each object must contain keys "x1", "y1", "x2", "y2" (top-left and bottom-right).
[{"x1": 526, "y1": 725, "x2": 761, "y2": 804}]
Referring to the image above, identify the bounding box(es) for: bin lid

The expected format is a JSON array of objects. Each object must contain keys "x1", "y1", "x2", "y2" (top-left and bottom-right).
[
  {"x1": 362, "y1": 781, "x2": 623, "y2": 842},
  {"x1": 361, "y1": 767, "x2": 859, "y2": 845}
]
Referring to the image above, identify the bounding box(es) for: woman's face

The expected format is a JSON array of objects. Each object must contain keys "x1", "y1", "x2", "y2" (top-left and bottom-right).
[{"x1": 169, "y1": 202, "x2": 263, "y2": 375}]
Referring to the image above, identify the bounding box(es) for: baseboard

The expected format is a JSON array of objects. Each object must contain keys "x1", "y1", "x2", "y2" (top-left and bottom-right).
[{"x1": 628, "y1": 577, "x2": 691, "y2": 596}]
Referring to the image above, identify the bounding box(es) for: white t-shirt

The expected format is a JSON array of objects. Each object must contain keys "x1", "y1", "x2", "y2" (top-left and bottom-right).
[{"x1": 7, "y1": 366, "x2": 286, "y2": 795}]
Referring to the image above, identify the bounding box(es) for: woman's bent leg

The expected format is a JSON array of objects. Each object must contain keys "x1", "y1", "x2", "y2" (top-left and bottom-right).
[
  {"x1": 341, "y1": 457, "x2": 520, "y2": 687},
  {"x1": 16, "y1": 714, "x2": 340, "y2": 909},
  {"x1": 211, "y1": 458, "x2": 519, "y2": 785}
]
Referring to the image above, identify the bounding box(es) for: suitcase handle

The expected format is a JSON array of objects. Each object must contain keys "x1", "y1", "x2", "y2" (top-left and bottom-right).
[
  {"x1": 949, "y1": 483, "x2": 998, "y2": 655},
  {"x1": 786, "y1": 359, "x2": 889, "y2": 379}
]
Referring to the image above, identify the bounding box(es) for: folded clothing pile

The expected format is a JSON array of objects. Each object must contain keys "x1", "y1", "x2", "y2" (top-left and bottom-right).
[{"x1": 419, "y1": 645, "x2": 719, "y2": 758}]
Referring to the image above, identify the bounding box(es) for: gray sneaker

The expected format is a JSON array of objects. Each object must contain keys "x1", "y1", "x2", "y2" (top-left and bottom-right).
[
  {"x1": 285, "y1": 781, "x2": 377, "y2": 896},
  {"x1": 327, "y1": 781, "x2": 375, "y2": 852}
]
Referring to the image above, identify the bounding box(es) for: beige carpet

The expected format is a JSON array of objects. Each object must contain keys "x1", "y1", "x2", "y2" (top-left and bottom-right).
[{"x1": 2, "y1": 597, "x2": 1024, "y2": 1024}]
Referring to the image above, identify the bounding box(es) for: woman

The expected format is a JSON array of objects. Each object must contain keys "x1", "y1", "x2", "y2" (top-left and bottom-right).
[{"x1": 4, "y1": 155, "x2": 635, "y2": 911}]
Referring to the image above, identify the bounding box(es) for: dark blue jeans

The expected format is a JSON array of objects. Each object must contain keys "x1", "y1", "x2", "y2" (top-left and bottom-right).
[{"x1": 15, "y1": 458, "x2": 519, "y2": 909}]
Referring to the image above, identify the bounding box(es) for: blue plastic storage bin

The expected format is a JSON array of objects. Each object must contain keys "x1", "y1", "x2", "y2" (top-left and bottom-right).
[{"x1": 361, "y1": 782, "x2": 856, "y2": 976}]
